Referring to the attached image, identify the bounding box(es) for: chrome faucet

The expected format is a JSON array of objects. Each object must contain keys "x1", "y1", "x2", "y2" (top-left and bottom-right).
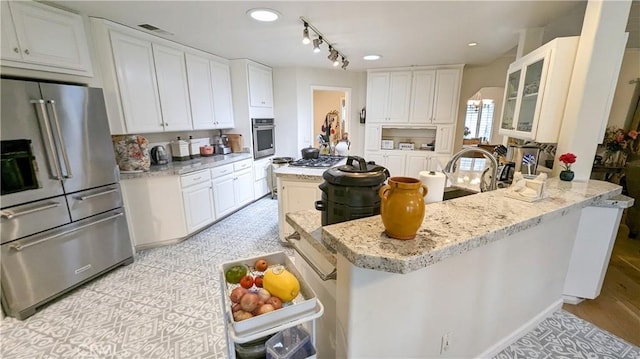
[{"x1": 443, "y1": 147, "x2": 499, "y2": 192}]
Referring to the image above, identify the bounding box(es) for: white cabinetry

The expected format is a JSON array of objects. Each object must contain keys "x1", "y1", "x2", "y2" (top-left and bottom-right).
[
  {"x1": 185, "y1": 53, "x2": 235, "y2": 130},
  {"x1": 277, "y1": 176, "x2": 323, "y2": 241},
  {"x1": 498, "y1": 36, "x2": 579, "y2": 142},
  {"x1": 411, "y1": 68, "x2": 462, "y2": 124},
  {"x1": 365, "y1": 152, "x2": 406, "y2": 177},
  {"x1": 435, "y1": 125, "x2": 454, "y2": 153},
  {"x1": 153, "y1": 44, "x2": 193, "y2": 132},
  {"x1": 366, "y1": 71, "x2": 412, "y2": 123},
  {"x1": 211, "y1": 159, "x2": 254, "y2": 219},
  {"x1": 248, "y1": 62, "x2": 274, "y2": 109},
  {"x1": 181, "y1": 170, "x2": 215, "y2": 233},
  {"x1": 364, "y1": 125, "x2": 382, "y2": 151},
  {"x1": 1, "y1": 1, "x2": 93, "y2": 76},
  {"x1": 110, "y1": 31, "x2": 164, "y2": 133},
  {"x1": 253, "y1": 157, "x2": 272, "y2": 199}
]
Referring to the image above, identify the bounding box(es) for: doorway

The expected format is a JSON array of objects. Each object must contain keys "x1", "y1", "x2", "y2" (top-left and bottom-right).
[{"x1": 311, "y1": 86, "x2": 351, "y2": 150}]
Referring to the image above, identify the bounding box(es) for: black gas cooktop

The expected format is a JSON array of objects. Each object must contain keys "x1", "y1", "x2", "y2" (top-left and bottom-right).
[{"x1": 288, "y1": 155, "x2": 345, "y2": 168}]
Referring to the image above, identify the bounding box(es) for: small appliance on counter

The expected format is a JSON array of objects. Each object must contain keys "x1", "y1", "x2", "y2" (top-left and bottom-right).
[
  {"x1": 315, "y1": 156, "x2": 389, "y2": 226},
  {"x1": 170, "y1": 137, "x2": 191, "y2": 161},
  {"x1": 213, "y1": 134, "x2": 231, "y2": 155},
  {"x1": 150, "y1": 145, "x2": 169, "y2": 165}
]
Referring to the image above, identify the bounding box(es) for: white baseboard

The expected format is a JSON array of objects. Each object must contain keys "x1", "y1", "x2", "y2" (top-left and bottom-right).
[
  {"x1": 476, "y1": 299, "x2": 563, "y2": 358},
  {"x1": 562, "y1": 295, "x2": 585, "y2": 305}
]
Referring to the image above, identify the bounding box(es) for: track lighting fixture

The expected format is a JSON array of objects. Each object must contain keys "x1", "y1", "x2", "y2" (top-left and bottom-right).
[
  {"x1": 302, "y1": 23, "x2": 311, "y2": 45},
  {"x1": 312, "y1": 37, "x2": 323, "y2": 53},
  {"x1": 300, "y1": 16, "x2": 349, "y2": 70}
]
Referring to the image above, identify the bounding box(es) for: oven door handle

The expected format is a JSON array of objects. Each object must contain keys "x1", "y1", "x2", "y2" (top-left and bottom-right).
[
  {"x1": 0, "y1": 201, "x2": 61, "y2": 220},
  {"x1": 30, "y1": 99, "x2": 62, "y2": 180},
  {"x1": 9, "y1": 212, "x2": 124, "y2": 251},
  {"x1": 47, "y1": 100, "x2": 73, "y2": 179},
  {"x1": 286, "y1": 232, "x2": 337, "y2": 281},
  {"x1": 253, "y1": 125, "x2": 275, "y2": 130}
]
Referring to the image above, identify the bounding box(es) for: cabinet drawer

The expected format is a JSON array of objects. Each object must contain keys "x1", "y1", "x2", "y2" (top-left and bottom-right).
[
  {"x1": 0, "y1": 198, "x2": 71, "y2": 244},
  {"x1": 211, "y1": 163, "x2": 234, "y2": 178},
  {"x1": 180, "y1": 170, "x2": 211, "y2": 188},
  {"x1": 67, "y1": 184, "x2": 123, "y2": 222},
  {"x1": 233, "y1": 159, "x2": 253, "y2": 172}
]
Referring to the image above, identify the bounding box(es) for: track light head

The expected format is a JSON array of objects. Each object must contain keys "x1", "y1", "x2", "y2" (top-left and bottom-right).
[
  {"x1": 302, "y1": 23, "x2": 311, "y2": 45},
  {"x1": 313, "y1": 36, "x2": 323, "y2": 53},
  {"x1": 341, "y1": 57, "x2": 349, "y2": 70},
  {"x1": 327, "y1": 47, "x2": 338, "y2": 62}
]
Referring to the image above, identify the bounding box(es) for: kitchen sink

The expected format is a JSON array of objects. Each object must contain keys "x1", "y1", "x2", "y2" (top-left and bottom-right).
[{"x1": 442, "y1": 187, "x2": 479, "y2": 201}]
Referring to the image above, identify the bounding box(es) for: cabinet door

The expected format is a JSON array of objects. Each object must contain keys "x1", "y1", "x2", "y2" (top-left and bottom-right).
[
  {"x1": 185, "y1": 53, "x2": 216, "y2": 130},
  {"x1": 213, "y1": 175, "x2": 236, "y2": 218},
  {"x1": 234, "y1": 169, "x2": 255, "y2": 207},
  {"x1": 182, "y1": 182, "x2": 215, "y2": 232},
  {"x1": 9, "y1": 1, "x2": 92, "y2": 72},
  {"x1": 152, "y1": 44, "x2": 192, "y2": 131},
  {"x1": 385, "y1": 153, "x2": 406, "y2": 177},
  {"x1": 387, "y1": 72, "x2": 412, "y2": 123},
  {"x1": 435, "y1": 125, "x2": 454, "y2": 154},
  {"x1": 366, "y1": 73, "x2": 390, "y2": 123},
  {"x1": 432, "y1": 69, "x2": 461, "y2": 124},
  {"x1": 499, "y1": 67, "x2": 521, "y2": 132},
  {"x1": 364, "y1": 151, "x2": 386, "y2": 168},
  {"x1": 410, "y1": 70, "x2": 436, "y2": 124},
  {"x1": 248, "y1": 63, "x2": 273, "y2": 108},
  {"x1": 364, "y1": 125, "x2": 382, "y2": 151},
  {"x1": 110, "y1": 31, "x2": 164, "y2": 133},
  {"x1": 406, "y1": 155, "x2": 429, "y2": 178},
  {"x1": 1, "y1": 2, "x2": 21, "y2": 61},
  {"x1": 516, "y1": 56, "x2": 547, "y2": 135},
  {"x1": 211, "y1": 61, "x2": 235, "y2": 128},
  {"x1": 279, "y1": 180, "x2": 322, "y2": 239}
]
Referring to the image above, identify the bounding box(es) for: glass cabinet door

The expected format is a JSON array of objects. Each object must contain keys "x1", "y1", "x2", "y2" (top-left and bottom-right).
[
  {"x1": 500, "y1": 69, "x2": 521, "y2": 131},
  {"x1": 516, "y1": 59, "x2": 544, "y2": 132}
]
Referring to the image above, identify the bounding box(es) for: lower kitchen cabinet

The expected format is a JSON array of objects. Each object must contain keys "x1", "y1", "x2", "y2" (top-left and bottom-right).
[
  {"x1": 181, "y1": 170, "x2": 215, "y2": 233},
  {"x1": 277, "y1": 176, "x2": 323, "y2": 241},
  {"x1": 366, "y1": 151, "x2": 450, "y2": 178},
  {"x1": 365, "y1": 152, "x2": 406, "y2": 177},
  {"x1": 253, "y1": 157, "x2": 272, "y2": 199},
  {"x1": 212, "y1": 173, "x2": 236, "y2": 218},
  {"x1": 211, "y1": 159, "x2": 254, "y2": 219}
]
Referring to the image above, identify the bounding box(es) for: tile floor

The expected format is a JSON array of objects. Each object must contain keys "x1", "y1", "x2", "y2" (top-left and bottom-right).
[{"x1": 1, "y1": 197, "x2": 638, "y2": 358}]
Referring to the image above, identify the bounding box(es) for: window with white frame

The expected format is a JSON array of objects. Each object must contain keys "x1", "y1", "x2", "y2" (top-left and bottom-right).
[{"x1": 463, "y1": 99, "x2": 495, "y2": 141}]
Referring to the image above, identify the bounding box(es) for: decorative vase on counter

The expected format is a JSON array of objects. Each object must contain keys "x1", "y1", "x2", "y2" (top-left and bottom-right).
[
  {"x1": 379, "y1": 177, "x2": 428, "y2": 240},
  {"x1": 559, "y1": 170, "x2": 575, "y2": 182}
]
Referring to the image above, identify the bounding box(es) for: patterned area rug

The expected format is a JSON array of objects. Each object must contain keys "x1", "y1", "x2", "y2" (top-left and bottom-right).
[{"x1": 1, "y1": 197, "x2": 638, "y2": 358}]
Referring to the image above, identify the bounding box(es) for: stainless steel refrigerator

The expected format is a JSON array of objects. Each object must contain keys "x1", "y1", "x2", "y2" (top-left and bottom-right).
[{"x1": 0, "y1": 78, "x2": 134, "y2": 319}]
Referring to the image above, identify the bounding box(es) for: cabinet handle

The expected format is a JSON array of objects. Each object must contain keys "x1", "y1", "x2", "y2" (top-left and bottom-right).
[
  {"x1": 13, "y1": 47, "x2": 19, "y2": 53},
  {"x1": 193, "y1": 177, "x2": 201, "y2": 181},
  {"x1": 24, "y1": 49, "x2": 30, "y2": 55}
]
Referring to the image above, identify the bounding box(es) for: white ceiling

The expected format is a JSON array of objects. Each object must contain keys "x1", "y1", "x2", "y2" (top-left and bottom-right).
[{"x1": 53, "y1": 1, "x2": 637, "y2": 71}]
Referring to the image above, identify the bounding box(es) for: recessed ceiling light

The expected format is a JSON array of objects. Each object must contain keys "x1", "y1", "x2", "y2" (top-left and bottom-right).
[
  {"x1": 247, "y1": 8, "x2": 280, "y2": 22},
  {"x1": 468, "y1": 42, "x2": 478, "y2": 47},
  {"x1": 363, "y1": 54, "x2": 381, "y2": 61}
]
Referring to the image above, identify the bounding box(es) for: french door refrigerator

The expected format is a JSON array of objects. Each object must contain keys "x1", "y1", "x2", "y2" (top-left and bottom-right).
[{"x1": 0, "y1": 78, "x2": 134, "y2": 319}]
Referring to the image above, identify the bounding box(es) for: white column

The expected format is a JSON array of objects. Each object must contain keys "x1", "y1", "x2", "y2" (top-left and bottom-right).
[{"x1": 554, "y1": 0, "x2": 631, "y2": 180}]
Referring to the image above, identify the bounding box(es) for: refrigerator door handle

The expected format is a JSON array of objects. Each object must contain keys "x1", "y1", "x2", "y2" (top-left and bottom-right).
[
  {"x1": 0, "y1": 202, "x2": 61, "y2": 220},
  {"x1": 77, "y1": 189, "x2": 117, "y2": 201},
  {"x1": 47, "y1": 100, "x2": 73, "y2": 179},
  {"x1": 30, "y1": 99, "x2": 62, "y2": 180},
  {"x1": 9, "y1": 212, "x2": 124, "y2": 251}
]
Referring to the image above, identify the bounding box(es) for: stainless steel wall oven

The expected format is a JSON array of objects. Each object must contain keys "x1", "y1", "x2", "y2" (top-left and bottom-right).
[{"x1": 252, "y1": 118, "x2": 275, "y2": 159}]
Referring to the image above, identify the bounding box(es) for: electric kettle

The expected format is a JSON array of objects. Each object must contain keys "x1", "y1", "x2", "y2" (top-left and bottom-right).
[{"x1": 150, "y1": 145, "x2": 169, "y2": 165}]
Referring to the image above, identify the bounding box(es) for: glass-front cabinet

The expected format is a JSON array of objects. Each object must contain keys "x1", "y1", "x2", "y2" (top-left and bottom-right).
[{"x1": 498, "y1": 36, "x2": 580, "y2": 143}]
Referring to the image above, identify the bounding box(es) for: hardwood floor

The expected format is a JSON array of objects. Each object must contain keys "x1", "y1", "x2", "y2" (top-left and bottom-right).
[{"x1": 563, "y1": 219, "x2": 640, "y2": 347}]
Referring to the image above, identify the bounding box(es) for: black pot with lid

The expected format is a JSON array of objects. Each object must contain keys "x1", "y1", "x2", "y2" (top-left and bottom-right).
[{"x1": 315, "y1": 156, "x2": 389, "y2": 226}]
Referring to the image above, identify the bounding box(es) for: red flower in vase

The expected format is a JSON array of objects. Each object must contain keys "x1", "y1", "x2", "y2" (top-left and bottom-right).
[{"x1": 559, "y1": 153, "x2": 576, "y2": 171}]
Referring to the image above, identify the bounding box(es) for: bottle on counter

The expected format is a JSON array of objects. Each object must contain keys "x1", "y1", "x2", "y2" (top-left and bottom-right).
[{"x1": 188, "y1": 135, "x2": 194, "y2": 159}]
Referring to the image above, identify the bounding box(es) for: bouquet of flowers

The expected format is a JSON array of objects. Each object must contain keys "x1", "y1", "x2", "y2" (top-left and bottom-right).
[
  {"x1": 603, "y1": 127, "x2": 638, "y2": 154},
  {"x1": 558, "y1": 153, "x2": 576, "y2": 172}
]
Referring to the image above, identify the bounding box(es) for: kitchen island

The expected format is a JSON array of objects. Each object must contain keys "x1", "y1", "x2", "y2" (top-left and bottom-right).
[{"x1": 286, "y1": 179, "x2": 631, "y2": 358}]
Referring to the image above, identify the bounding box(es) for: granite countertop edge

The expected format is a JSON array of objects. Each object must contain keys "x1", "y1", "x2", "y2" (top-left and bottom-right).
[
  {"x1": 119, "y1": 153, "x2": 253, "y2": 179},
  {"x1": 319, "y1": 179, "x2": 623, "y2": 274}
]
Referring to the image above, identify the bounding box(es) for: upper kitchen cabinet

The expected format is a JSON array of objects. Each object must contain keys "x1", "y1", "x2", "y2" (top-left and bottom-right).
[
  {"x1": 247, "y1": 62, "x2": 274, "y2": 110},
  {"x1": 185, "y1": 53, "x2": 235, "y2": 130},
  {"x1": 410, "y1": 68, "x2": 463, "y2": 124},
  {"x1": 152, "y1": 44, "x2": 193, "y2": 132},
  {"x1": 109, "y1": 30, "x2": 164, "y2": 133},
  {"x1": 366, "y1": 71, "x2": 412, "y2": 123},
  {"x1": 498, "y1": 36, "x2": 579, "y2": 142},
  {"x1": 1, "y1": 1, "x2": 93, "y2": 77}
]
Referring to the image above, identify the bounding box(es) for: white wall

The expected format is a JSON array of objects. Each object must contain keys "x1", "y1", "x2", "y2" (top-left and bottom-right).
[
  {"x1": 607, "y1": 49, "x2": 640, "y2": 130},
  {"x1": 273, "y1": 67, "x2": 367, "y2": 159}
]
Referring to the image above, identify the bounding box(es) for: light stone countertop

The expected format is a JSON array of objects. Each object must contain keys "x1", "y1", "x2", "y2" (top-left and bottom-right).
[
  {"x1": 119, "y1": 153, "x2": 253, "y2": 179},
  {"x1": 273, "y1": 159, "x2": 347, "y2": 180},
  {"x1": 287, "y1": 179, "x2": 624, "y2": 274}
]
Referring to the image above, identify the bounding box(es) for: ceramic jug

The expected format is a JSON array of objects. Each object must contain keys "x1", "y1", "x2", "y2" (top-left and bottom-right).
[{"x1": 379, "y1": 177, "x2": 428, "y2": 240}]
